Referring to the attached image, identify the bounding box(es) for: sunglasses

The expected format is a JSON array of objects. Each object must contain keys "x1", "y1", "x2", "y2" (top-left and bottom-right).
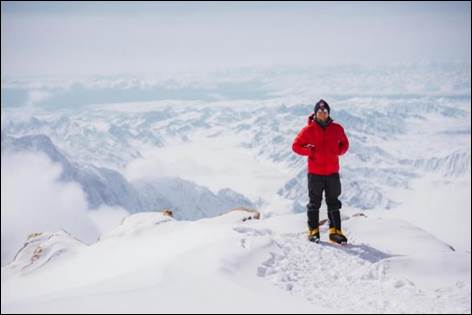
[{"x1": 317, "y1": 108, "x2": 329, "y2": 114}]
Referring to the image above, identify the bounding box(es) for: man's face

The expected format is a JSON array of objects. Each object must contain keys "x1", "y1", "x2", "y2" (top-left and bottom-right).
[{"x1": 316, "y1": 108, "x2": 329, "y2": 121}]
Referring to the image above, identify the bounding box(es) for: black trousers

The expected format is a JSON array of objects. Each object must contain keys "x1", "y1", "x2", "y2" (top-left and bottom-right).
[{"x1": 306, "y1": 173, "x2": 342, "y2": 230}]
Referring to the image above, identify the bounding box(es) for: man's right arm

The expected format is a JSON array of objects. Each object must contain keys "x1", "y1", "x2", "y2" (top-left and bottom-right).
[{"x1": 292, "y1": 126, "x2": 312, "y2": 156}]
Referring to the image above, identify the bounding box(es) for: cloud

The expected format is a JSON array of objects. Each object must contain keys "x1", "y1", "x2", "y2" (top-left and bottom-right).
[
  {"x1": 87, "y1": 205, "x2": 130, "y2": 236},
  {"x1": 28, "y1": 90, "x2": 51, "y2": 105},
  {"x1": 123, "y1": 133, "x2": 293, "y2": 211},
  {"x1": 1, "y1": 150, "x2": 99, "y2": 266},
  {"x1": 26, "y1": 89, "x2": 51, "y2": 106}
]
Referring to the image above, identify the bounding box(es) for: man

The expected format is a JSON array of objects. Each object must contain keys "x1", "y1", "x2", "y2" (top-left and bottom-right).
[{"x1": 292, "y1": 99, "x2": 349, "y2": 244}]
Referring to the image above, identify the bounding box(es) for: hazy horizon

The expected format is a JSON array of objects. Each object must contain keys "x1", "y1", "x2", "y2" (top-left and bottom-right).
[{"x1": 2, "y1": 1, "x2": 471, "y2": 77}]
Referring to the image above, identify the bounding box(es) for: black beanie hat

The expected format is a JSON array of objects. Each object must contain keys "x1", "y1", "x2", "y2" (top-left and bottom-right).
[{"x1": 314, "y1": 99, "x2": 330, "y2": 114}]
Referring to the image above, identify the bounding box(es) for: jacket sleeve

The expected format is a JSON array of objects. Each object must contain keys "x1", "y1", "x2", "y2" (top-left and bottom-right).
[
  {"x1": 338, "y1": 126, "x2": 349, "y2": 156},
  {"x1": 292, "y1": 126, "x2": 312, "y2": 156}
]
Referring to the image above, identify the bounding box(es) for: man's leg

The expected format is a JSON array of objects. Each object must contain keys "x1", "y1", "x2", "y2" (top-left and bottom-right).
[
  {"x1": 325, "y1": 173, "x2": 342, "y2": 226},
  {"x1": 325, "y1": 173, "x2": 347, "y2": 243},
  {"x1": 307, "y1": 173, "x2": 324, "y2": 231}
]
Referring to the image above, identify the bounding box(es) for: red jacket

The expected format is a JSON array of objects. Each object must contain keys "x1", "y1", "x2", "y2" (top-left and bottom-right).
[{"x1": 292, "y1": 114, "x2": 349, "y2": 175}]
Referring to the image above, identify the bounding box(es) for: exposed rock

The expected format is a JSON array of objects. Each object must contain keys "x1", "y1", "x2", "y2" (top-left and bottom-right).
[
  {"x1": 162, "y1": 208, "x2": 173, "y2": 217},
  {"x1": 3, "y1": 230, "x2": 85, "y2": 276},
  {"x1": 229, "y1": 207, "x2": 261, "y2": 222}
]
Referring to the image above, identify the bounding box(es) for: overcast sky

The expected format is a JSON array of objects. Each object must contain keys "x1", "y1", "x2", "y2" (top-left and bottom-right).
[{"x1": 1, "y1": 1, "x2": 470, "y2": 77}]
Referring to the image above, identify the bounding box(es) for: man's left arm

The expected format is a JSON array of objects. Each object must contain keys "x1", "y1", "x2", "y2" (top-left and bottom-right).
[{"x1": 338, "y1": 126, "x2": 349, "y2": 156}]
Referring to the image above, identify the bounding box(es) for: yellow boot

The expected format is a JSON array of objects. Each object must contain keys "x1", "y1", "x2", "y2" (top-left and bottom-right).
[
  {"x1": 328, "y1": 227, "x2": 347, "y2": 244},
  {"x1": 307, "y1": 227, "x2": 320, "y2": 243},
  {"x1": 336, "y1": 229, "x2": 348, "y2": 243}
]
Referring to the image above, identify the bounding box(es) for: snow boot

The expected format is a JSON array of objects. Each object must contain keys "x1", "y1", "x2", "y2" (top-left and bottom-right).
[
  {"x1": 307, "y1": 227, "x2": 320, "y2": 243},
  {"x1": 328, "y1": 227, "x2": 348, "y2": 244},
  {"x1": 328, "y1": 209, "x2": 347, "y2": 244}
]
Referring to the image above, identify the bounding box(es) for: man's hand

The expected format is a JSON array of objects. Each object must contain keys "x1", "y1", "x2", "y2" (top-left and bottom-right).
[{"x1": 305, "y1": 144, "x2": 315, "y2": 156}]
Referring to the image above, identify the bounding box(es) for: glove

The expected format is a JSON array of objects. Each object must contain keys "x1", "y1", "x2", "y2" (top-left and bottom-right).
[{"x1": 306, "y1": 144, "x2": 315, "y2": 157}]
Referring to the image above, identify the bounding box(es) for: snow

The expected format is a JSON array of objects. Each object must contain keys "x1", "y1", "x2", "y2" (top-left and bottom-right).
[
  {"x1": 386, "y1": 175, "x2": 471, "y2": 252},
  {"x1": 1, "y1": 63, "x2": 470, "y2": 313},
  {"x1": 87, "y1": 205, "x2": 130, "y2": 236},
  {"x1": 123, "y1": 131, "x2": 293, "y2": 212},
  {"x1": 4, "y1": 90, "x2": 469, "y2": 217},
  {"x1": 2, "y1": 0, "x2": 471, "y2": 310},
  {"x1": 1, "y1": 210, "x2": 469, "y2": 313},
  {"x1": 1, "y1": 133, "x2": 254, "y2": 222},
  {"x1": 1, "y1": 150, "x2": 99, "y2": 266}
]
